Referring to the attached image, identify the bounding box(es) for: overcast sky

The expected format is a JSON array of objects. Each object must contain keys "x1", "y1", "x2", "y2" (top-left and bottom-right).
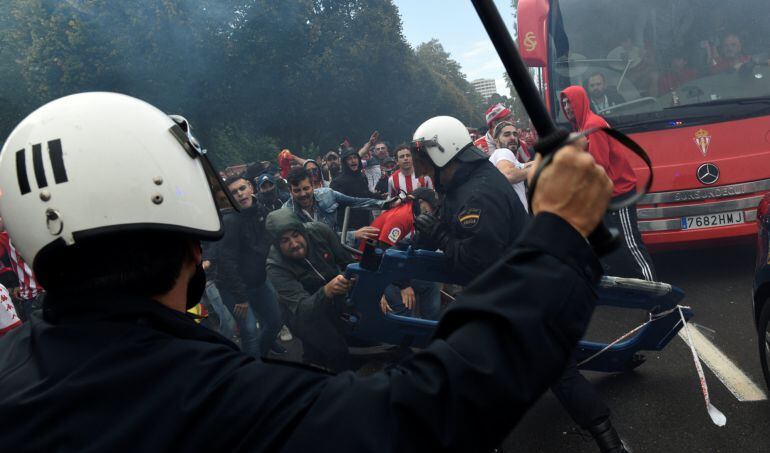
[{"x1": 393, "y1": 0, "x2": 515, "y2": 95}]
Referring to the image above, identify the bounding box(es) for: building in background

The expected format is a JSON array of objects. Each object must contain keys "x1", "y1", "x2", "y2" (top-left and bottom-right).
[{"x1": 471, "y1": 78, "x2": 497, "y2": 99}]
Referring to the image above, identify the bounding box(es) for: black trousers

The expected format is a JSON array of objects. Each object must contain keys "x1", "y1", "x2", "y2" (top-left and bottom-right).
[
  {"x1": 602, "y1": 194, "x2": 657, "y2": 281},
  {"x1": 551, "y1": 360, "x2": 610, "y2": 429}
]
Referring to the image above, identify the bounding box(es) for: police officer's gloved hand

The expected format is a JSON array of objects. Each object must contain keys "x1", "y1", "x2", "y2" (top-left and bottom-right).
[
  {"x1": 414, "y1": 213, "x2": 450, "y2": 250},
  {"x1": 393, "y1": 237, "x2": 414, "y2": 251}
]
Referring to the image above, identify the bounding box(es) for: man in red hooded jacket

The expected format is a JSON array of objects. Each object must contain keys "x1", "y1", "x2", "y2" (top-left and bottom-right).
[{"x1": 560, "y1": 85, "x2": 656, "y2": 282}]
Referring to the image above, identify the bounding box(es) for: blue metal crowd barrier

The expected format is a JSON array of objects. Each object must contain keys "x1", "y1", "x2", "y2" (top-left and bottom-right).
[{"x1": 343, "y1": 246, "x2": 693, "y2": 373}]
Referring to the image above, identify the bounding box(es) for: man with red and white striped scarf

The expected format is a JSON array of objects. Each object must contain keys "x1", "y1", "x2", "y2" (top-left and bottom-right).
[
  {"x1": 388, "y1": 145, "x2": 433, "y2": 197},
  {"x1": 474, "y1": 103, "x2": 532, "y2": 163}
]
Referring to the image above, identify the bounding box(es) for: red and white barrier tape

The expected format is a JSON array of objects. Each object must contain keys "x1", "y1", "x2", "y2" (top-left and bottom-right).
[
  {"x1": 576, "y1": 304, "x2": 726, "y2": 427},
  {"x1": 576, "y1": 305, "x2": 686, "y2": 368},
  {"x1": 678, "y1": 306, "x2": 727, "y2": 427}
]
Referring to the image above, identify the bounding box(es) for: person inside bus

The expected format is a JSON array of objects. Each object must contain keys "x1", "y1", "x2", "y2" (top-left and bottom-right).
[
  {"x1": 708, "y1": 33, "x2": 751, "y2": 73},
  {"x1": 658, "y1": 52, "x2": 699, "y2": 94},
  {"x1": 584, "y1": 72, "x2": 625, "y2": 112},
  {"x1": 608, "y1": 36, "x2": 659, "y2": 97}
]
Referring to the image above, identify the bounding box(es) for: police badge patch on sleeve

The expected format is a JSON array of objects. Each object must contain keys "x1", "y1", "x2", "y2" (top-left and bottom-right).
[
  {"x1": 388, "y1": 227, "x2": 402, "y2": 243},
  {"x1": 457, "y1": 208, "x2": 481, "y2": 229}
]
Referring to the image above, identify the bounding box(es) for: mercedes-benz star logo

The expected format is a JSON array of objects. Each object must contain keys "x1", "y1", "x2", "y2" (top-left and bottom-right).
[{"x1": 697, "y1": 163, "x2": 719, "y2": 185}]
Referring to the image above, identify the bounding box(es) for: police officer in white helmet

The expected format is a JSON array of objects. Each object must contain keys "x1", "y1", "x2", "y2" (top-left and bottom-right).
[
  {"x1": 412, "y1": 116, "x2": 630, "y2": 453},
  {"x1": 411, "y1": 116, "x2": 529, "y2": 274},
  {"x1": 0, "y1": 93, "x2": 613, "y2": 452}
]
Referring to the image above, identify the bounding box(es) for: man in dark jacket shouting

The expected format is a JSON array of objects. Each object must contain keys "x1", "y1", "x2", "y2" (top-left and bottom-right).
[
  {"x1": 331, "y1": 146, "x2": 384, "y2": 230},
  {"x1": 0, "y1": 93, "x2": 614, "y2": 452},
  {"x1": 218, "y1": 174, "x2": 285, "y2": 357},
  {"x1": 265, "y1": 209, "x2": 354, "y2": 371}
]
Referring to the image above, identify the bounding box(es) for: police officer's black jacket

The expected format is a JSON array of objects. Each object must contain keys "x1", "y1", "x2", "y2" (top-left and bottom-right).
[
  {"x1": 218, "y1": 199, "x2": 271, "y2": 303},
  {"x1": 0, "y1": 214, "x2": 601, "y2": 452},
  {"x1": 438, "y1": 157, "x2": 529, "y2": 275}
]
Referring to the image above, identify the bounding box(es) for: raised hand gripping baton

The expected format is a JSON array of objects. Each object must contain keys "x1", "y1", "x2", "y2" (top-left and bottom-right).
[{"x1": 470, "y1": 0, "x2": 654, "y2": 256}]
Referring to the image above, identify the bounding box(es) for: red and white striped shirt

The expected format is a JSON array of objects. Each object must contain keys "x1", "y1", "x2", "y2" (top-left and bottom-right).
[
  {"x1": 388, "y1": 169, "x2": 433, "y2": 197},
  {"x1": 0, "y1": 233, "x2": 43, "y2": 301},
  {"x1": 0, "y1": 284, "x2": 21, "y2": 336}
]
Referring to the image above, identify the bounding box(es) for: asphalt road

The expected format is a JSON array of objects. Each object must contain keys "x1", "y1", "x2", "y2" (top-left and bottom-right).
[{"x1": 505, "y1": 243, "x2": 770, "y2": 452}]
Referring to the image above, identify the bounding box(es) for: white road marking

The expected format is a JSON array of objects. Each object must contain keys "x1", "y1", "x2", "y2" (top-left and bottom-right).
[{"x1": 678, "y1": 324, "x2": 767, "y2": 402}]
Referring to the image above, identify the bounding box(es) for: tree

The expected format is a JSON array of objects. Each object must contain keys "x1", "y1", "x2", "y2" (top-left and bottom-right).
[
  {"x1": 0, "y1": 0, "x2": 491, "y2": 167},
  {"x1": 502, "y1": 72, "x2": 529, "y2": 126},
  {"x1": 206, "y1": 124, "x2": 279, "y2": 169},
  {"x1": 414, "y1": 39, "x2": 485, "y2": 126},
  {"x1": 511, "y1": 0, "x2": 520, "y2": 40}
]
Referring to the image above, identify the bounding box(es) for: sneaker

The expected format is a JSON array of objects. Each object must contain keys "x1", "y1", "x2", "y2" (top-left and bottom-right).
[
  {"x1": 279, "y1": 325, "x2": 293, "y2": 342},
  {"x1": 270, "y1": 343, "x2": 288, "y2": 355}
]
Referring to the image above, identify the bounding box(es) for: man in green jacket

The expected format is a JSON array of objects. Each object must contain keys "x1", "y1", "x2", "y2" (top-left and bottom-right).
[{"x1": 266, "y1": 209, "x2": 355, "y2": 371}]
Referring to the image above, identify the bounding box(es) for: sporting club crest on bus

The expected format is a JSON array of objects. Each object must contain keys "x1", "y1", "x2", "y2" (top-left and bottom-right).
[{"x1": 694, "y1": 129, "x2": 711, "y2": 157}]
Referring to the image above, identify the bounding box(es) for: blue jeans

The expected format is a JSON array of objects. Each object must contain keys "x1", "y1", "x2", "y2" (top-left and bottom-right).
[
  {"x1": 203, "y1": 282, "x2": 237, "y2": 340},
  {"x1": 219, "y1": 287, "x2": 260, "y2": 356},
  {"x1": 247, "y1": 280, "x2": 282, "y2": 356},
  {"x1": 384, "y1": 280, "x2": 441, "y2": 320}
]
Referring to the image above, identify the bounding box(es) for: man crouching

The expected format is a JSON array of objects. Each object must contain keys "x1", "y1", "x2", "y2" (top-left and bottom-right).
[{"x1": 266, "y1": 209, "x2": 355, "y2": 372}]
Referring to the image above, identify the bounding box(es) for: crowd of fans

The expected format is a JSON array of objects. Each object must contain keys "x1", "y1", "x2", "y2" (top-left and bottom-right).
[
  {"x1": 202, "y1": 129, "x2": 453, "y2": 369},
  {"x1": 199, "y1": 103, "x2": 545, "y2": 370}
]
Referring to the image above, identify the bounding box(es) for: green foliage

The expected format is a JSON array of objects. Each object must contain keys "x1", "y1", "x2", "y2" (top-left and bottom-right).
[
  {"x1": 502, "y1": 73, "x2": 532, "y2": 128},
  {"x1": 414, "y1": 39, "x2": 485, "y2": 126},
  {"x1": 0, "y1": 0, "x2": 490, "y2": 167},
  {"x1": 205, "y1": 124, "x2": 279, "y2": 170}
]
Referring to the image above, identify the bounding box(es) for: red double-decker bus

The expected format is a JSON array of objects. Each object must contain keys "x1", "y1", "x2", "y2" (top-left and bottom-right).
[{"x1": 517, "y1": 0, "x2": 770, "y2": 250}]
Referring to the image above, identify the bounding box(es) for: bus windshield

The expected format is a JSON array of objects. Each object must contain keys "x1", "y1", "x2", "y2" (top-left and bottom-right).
[{"x1": 551, "y1": 0, "x2": 770, "y2": 129}]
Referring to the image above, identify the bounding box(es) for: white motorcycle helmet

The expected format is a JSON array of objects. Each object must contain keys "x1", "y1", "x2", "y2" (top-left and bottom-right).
[
  {"x1": 411, "y1": 116, "x2": 483, "y2": 168},
  {"x1": 0, "y1": 92, "x2": 236, "y2": 273}
]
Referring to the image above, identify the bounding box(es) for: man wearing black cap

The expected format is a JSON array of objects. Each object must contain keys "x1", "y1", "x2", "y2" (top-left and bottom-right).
[
  {"x1": 322, "y1": 150, "x2": 341, "y2": 184},
  {"x1": 331, "y1": 147, "x2": 385, "y2": 231},
  {"x1": 256, "y1": 173, "x2": 289, "y2": 211},
  {"x1": 374, "y1": 156, "x2": 396, "y2": 195}
]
